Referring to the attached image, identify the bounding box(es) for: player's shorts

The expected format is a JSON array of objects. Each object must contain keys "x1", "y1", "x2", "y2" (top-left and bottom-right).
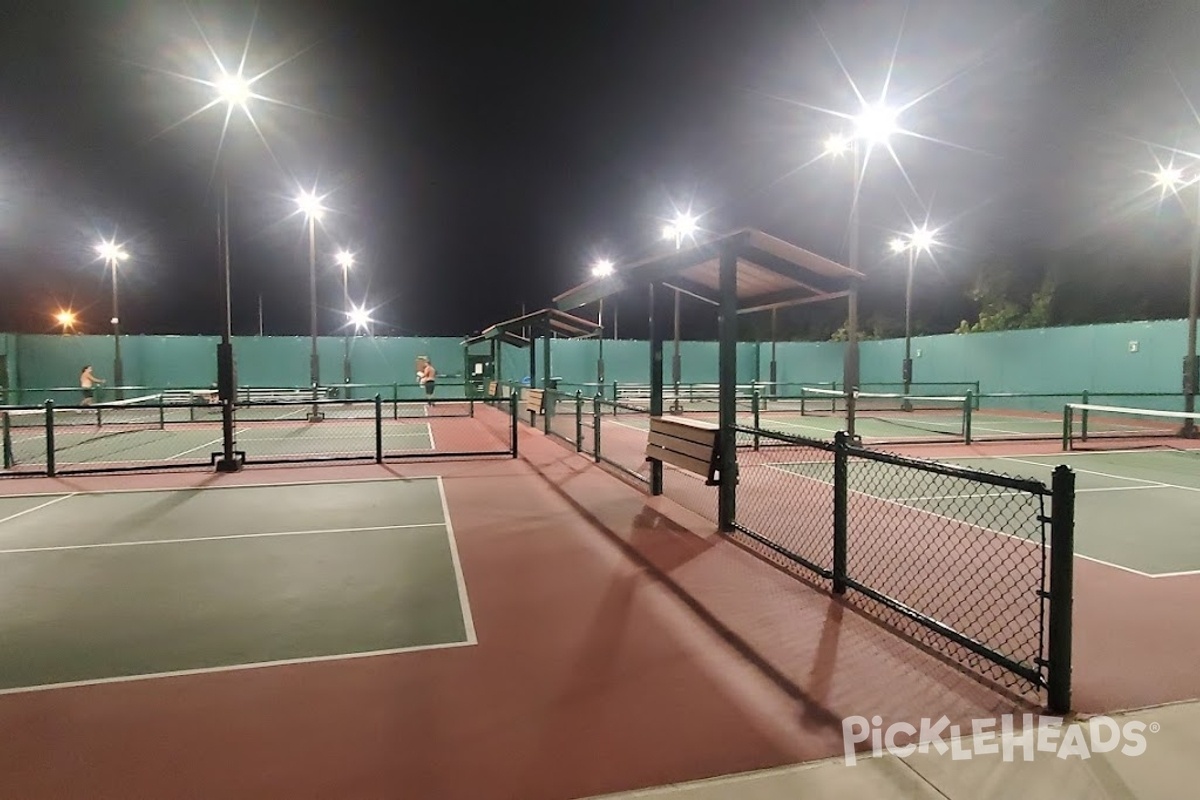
[
  {"x1": 424, "y1": 381, "x2": 435, "y2": 396},
  {"x1": 82, "y1": 388, "x2": 94, "y2": 400}
]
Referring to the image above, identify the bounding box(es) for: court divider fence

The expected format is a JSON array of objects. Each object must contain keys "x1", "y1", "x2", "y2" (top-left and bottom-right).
[
  {"x1": 530, "y1": 384, "x2": 1075, "y2": 711},
  {"x1": 2, "y1": 393, "x2": 518, "y2": 477}
]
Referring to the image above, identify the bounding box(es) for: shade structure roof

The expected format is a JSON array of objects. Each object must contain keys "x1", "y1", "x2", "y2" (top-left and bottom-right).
[
  {"x1": 463, "y1": 308, "x2": 601, "y2": 348},
  {"x1": 554, "y1": 228, "x2": 864, "y2": 315}
]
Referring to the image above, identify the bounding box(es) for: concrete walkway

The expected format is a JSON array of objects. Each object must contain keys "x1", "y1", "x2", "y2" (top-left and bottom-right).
[{"x1": 585, "y1": 701, "x2": 1200, "y2": 800}]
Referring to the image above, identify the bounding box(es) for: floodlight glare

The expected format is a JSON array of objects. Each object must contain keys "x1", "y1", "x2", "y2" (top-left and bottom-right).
[
  {"x1": 823, "y1": 133, "x2": 852, "y2": 156},
  {"x1": 888, "y1": 237, "x2": 908, "y2": 254},
  {"x1": 348, "y1": 305, "x2": 371, "y2": 330},
  {"x1": 591, "y1": 258, "x2": 614, "y2": 278},
  {"x1": 215, "y1": 70, "x2": 252, "y2": 108},
  {"x1": 1154, "y1": 166, "x2": 1186, "y2": 191},
  {"x1": 674, "y1": 213, "x2": 697, "y2": 238},
  {"x1": 296, "y1": 190, "x2": 325, "y2": 220},
  {"x1": 853, "y1": 103, "x2": 899, "y2": 145},
  {"x1": 95, "y1": 240, "x2": 129, "y2": 263},
  {"x1": 54, "y1": 310, "x2": 77, "y2": 328},
  {"x1": 909, "y1": 225, "x2": 936, "y2": 254},
  {"x1": 336, "y1": 249, "x2": 355, "y2": 269}
]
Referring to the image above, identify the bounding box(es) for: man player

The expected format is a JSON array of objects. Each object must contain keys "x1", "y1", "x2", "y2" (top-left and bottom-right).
[
  {"x1": 416, "y1": 356, "x2": 437, "y2": 406},
  {"x1": 80, "y1": 365, "x2": 105, "y2": 405}
]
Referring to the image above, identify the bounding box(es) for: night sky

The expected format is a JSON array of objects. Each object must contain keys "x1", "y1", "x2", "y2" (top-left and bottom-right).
[{"x1": 3, "y1": 0, "x2": 1200, "y2": 339}]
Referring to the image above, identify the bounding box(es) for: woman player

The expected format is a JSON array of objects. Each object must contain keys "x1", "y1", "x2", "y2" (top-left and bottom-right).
[
  {"x1": 80, "y1": 365, "x2": 105, "y2": 405},
  {"x1": 416, "y1": 357, "x2": 437, "y2": 406}
]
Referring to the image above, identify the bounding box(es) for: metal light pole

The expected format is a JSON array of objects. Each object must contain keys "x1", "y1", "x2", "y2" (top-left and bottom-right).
[
  {"x1": 337, "y1": 250, "x2": 355, "y2": 390},
  {"x1": 889, "y1": 225, "x2": 937, "y2": 403},
  {"x1": 95, "y1": 240, "x2": 129, "y2": 400},
  {"x1": 591, "y1": 258, "x2": 614, "y2": 388},
  {"x1": 1185, "y1": 183, "x2": 1200, "y2": 436},
  {"x1": 1150, "y1": 165, "x2": 1199, "y2": 436},
  {"x1": 308, "y1": 214, "x2": 321, "y2": 421}
]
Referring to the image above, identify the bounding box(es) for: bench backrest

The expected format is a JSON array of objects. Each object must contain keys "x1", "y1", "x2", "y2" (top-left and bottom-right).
[
  {"x1": 645, "y1": 415, "x2": 720, "y2": 484},
  {"x1": 523, "y1": 388, "x2": 545, "y2": 414}
]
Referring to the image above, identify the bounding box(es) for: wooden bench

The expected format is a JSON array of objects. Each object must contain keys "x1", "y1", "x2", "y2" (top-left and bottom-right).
[
  {"x1": 645, "y1": 416, "x2": 721, "y2": 485},
  {"x1": 238, "y1": 387, "x2": 331, "y2": 404},
  {"x1": 523, "y1": 388, "x2": 545, "y2": 424},
  {"x1": 161, "y1": 389, "x2": 219, "y2": 405}
]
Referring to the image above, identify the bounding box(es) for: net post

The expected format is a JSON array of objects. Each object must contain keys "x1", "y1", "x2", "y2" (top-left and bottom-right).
[
  {"x1": 574, "y1": 390, "x2": 583, "y2": 452},
  {"x1": 509, "y1": 393, "x2": 519, "y2": 458},
  {"x1": 1047, "y1": 465, "x2": 1076, "y2": 714},
  {"x1": 374, "y1": 393, "x2": 383, "y2": 464},
  {"x1": 612, "y1": 381, "x2": 619, "y2": 415},
  {"x1": 832, "y1": 431, "x2": 848, "y2": 594},
  {"x1": 1079, "y1": 391, "x2": 1089, "y2": 441},
  {"x1": 392, "y1": 383, "x2": 399, "y2": 420},
  {"x1": 158, "y1": 394, "x2": 166, "y2": 430},
  {"x1": 2, "y1": 412, "x2": 12, "y2": 469},
  {"x1": 963, "y1": 391, "x2": 973, "y2": 445},
  {"x1": 973, "y1": 381, "x2": 981, "y2": 409},
  {"x1": 44, "y1": 400, "x2": 56, "y2": 478},
  {"x1": 543, "y1": 391, "x2": 551, "y2": 435},
  {"x1": 593, "y1": 394, "x2": 602, "y2": 462},
  {"x1": 1062, "y1": 405, "x2": 1073, "y2": 451},
  {"x1": 800, "y1": 385, "x2": 807, "y2": 416}
]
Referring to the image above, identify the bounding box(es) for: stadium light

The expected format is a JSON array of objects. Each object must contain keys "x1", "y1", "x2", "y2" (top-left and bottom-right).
[
  {"x1": 1148, "y1": 161, "x2": 1200, "y2": 434},
  {"x1": 662, "y1": 213, "x2": 698, "y2": 249},
  {"x1": 94, "y1": 238, "x2": 130, "y2": 397},
  {"x1": 591, "y1": 258, "x2": 614, "y2": 278},
  {"x1": 336, "y1": 249, "x2": 357, "y2": 383},
  {"x1": 853, "y1": 103, "x2": 900, "y2": 145},
  {"x1": 54, "y1": 309, "x2": 77, "y2": 333},
  {"x1": 348, "y1": 304, "x2": 371, "y2": 331},
  {"x1": 888, "y1": 224, "x2": 940, "y2": 397},
  {"x1": 298, "y1": 186, "x2": 326, "y2": 421}
]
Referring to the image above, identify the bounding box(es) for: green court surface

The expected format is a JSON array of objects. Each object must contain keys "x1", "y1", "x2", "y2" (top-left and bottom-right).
[
  {"x1": 0, "y1": 478, "x2": 474, "y2": 691},
  {"x1": 766, "y1": 449, "x2": 1200, "y2": 578}
]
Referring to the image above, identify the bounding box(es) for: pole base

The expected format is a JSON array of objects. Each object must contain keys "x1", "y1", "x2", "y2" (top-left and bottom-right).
[
  {"x1": 1181, "y1": 421, "x2": 1198, "y2": 439},
  {"x1": 215, "y1": 458, "x2": 243, "y2": 473},
  {"x1": 307, "y1": 411, "x2": 325, "y2": 423}
]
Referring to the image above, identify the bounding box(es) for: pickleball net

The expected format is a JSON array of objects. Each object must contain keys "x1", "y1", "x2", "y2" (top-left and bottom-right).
[{"x1": 1063, "y1": 402, "x2": 1200, "y2": 451}]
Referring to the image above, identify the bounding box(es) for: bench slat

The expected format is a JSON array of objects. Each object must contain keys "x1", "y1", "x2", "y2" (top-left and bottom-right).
[
  {"x1": 649, "y1": 446, "x2": 713, "y2": 478},
  {"x1": 646, "y1": 431, "x2": 714, "y2": 461},
  {"x1": 650, "y1": 418, "x2": 718, "y2": 447}
]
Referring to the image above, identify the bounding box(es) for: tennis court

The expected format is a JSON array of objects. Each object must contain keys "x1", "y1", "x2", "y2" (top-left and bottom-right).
[{"x1": 0, "y1": 476, "x2": 474, "y2": 692}]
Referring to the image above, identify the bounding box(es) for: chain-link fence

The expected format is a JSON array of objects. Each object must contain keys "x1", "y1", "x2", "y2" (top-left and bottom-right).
[{"x1": 730, "y1": 425, "x2": 1073, "y2": 709}]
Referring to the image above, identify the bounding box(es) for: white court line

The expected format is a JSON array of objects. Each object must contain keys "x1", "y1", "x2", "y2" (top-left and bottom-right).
[
  {"x1": 0, "y1": 493, "x2": 77, "y2": 526},
  {"x1": 759, "y1": 462, "x2": 1176, "y2": 579},
  {"x1": 165, "y1": 432, "x2": 226, "y2": 460},
  {"x1": 426, "y1": 419, "x2": 437, "y2": 452},
  {"x1": 435, "y1": 476, "x2": 478, "y2": 646},
  {"x1": 0, "y1": 639, "x2": 475, "y2": 697},
  {"x1": 993, "y1": 455, "x2": 1200, "y2": 493},
  {"x1": 0, "y1": 474, "x2": 443, "y2": 500},
  {"x1": 0, "y1": 522, "x2": 445, "y2": 555}
]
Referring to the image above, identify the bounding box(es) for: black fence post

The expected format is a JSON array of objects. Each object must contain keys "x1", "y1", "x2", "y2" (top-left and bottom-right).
[
  {"x1": 574, "y1": 390, "x2": 583, "y2": 452},
  {"x1": 752, "y1": 389, "x2": 761, "y2": 451},
  {"x1": 44, "y1": 400, "x2": 56, "y2": 478},
  {"x1": 374, "y1": 393, "x2": 383, "y2": 463},
  {"x1": 510, "y1": 393, "x2": 519, "y2": 458},
  {"x1": 1047, "y1": 465, "x2": 1076, "y2": 714},
  {"x1": 593, "y1": 394, "x2": 602, "y2": 462},
  {"x1": 832, "y1": 431, "x2": 848, "y2": 594}
]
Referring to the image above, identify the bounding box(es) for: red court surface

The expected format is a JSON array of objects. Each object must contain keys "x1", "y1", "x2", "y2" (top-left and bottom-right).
[{"x1": 1, "y1": 417, "x2": 1197, "y2": 798}]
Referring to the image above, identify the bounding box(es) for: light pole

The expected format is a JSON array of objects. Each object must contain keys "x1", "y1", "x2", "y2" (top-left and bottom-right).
[
  {"x1": 823, "y1": 103, "x2": 900, "y2": 437},
  {"x1": 297, "y1": 190, "x2": 325, "y2": 421},
  {"x1": 888, "y1": 225, "x2": 937, "y2": 398},
  {"x1": 662, "y1": 213, "x2": 698, "y2": 407},
  {"x1": 336, "y1": 249, "x2": 355, "y2": 389},
  {"x1": 94, "y1": 240, "x2": 129, "y2": 400},
  {"x1": 591, "y1": 258, "x2": 614, "y2": 385},
  {"x1": 1151, "y1": 165, "x2": 1200, "y2": 437},
  {"x1": 210, "y1": 69, "x2": 253, "y2": 472}
]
